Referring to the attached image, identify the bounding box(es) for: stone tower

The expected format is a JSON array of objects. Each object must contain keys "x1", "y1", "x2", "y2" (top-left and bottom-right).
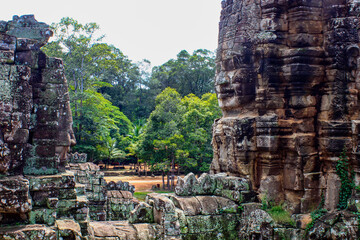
[
  {"x1": 211, "y1": 0, "x2": 360, "y2": 213},
  {"x1": 0, "y1": 15, "x2": 75, "y2": 176}
]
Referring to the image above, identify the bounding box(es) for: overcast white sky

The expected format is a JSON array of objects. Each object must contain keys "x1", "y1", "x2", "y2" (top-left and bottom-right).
[{"x1": 1, "y1": 0, "x2": 222, "y2": 66}]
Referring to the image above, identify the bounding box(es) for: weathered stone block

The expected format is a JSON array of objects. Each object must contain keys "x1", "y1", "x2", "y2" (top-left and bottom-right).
[
  {"x1": 0, "y1": 33, "x2": 16, "y2": 51},
  {"x1": 0, "y1": 176, "x2": 31, "y2": 215},
  {"x1": 6, "y1": 15, "x2": 53, "y2": 46},
  {"x1": 29, "y1": 208, "x2": 57, "y2": 226},
  {"x1": 0, "y1": 225, "x2": 57, "y2": 239},
  {"x1": 129, "y1": 202, "x2": 154, "y2": 224},
  {"x1": 0, "y1": 49, "x2": 14, "y2": 63},
  {"x1": 55, "y1": 219, "x2": 81, "y2": 240}
]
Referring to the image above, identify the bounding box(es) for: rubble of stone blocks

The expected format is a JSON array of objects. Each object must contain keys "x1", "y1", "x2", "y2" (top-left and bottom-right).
[
  {"x1": 68, "y1": 152, "x2": 87, "y2": 163},
  {"x1": 175, "y1": 172, "x2": 256, "y2": 204},
  {"x1": 106, "y1": 190, "x2": 139, "y2": 220},
  {"x1": 68, "y1": 162, "x2": 107, "y2": 221},
  {"x1": 68, "y1": 162, "x2": 139, "y2": 222},
  {"x1": 123, "y1": 173, "x2": 257, "y2": 239},
  {"x1": 25, "y1": 172, "x2": 91, "y2": 236},
  {"x1": 106, "y1": 180, "x2": 136, "y2": 194},
  {"x1": 0, "y1": 176, "x2": 32, "y2": 224},
  {"x1": 89, "y1": 221, "x2": 163, "y2": 240}
]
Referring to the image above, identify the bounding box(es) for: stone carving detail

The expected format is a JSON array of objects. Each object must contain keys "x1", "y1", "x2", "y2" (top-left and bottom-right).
[{"x1": 211, "y1": 0, "x2": 360, "y2": 212}]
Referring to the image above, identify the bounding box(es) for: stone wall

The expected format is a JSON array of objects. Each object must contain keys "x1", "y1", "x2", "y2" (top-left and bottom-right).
[{"x1": 212, "y1": 0, "x2": 360, "y2": 213}]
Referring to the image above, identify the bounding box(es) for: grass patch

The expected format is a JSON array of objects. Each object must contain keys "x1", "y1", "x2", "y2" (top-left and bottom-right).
[
  {"x1": 133, "y1": 190, "x2": 174, "y2": 201},
  {"x1": 155, "y1": 190, "x2": 173, "y2": 194},
  {"x1": 267, "y1": 206, "x2": 295, "y2": 227},
  {"x1": 134, "y1": 192, "x2": 150, "y2": 201}
]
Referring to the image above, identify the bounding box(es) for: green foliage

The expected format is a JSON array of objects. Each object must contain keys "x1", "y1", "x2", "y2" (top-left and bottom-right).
[
  {"x1": 137, "y1": 88, "x2": 221, "y2": 174},
  {"x1": 336, "y1": 147, "x2": 355, "y2": 210},
  {"x1": 133, "y1": 192, "x2": 148, "y2": 202},
  {"x1": 150, "y1": 49, "x2": 216, "y2": 97},
  {"x1": 133, "y1": 190, "x2": 173, "y2": 202},
  {"x1": 260, "y1": 194, "x2": 294, "y2": 227},
  {"x1": 71, "y1": 90, "x2": 131, "y2": 160},
  {"x1": 267, "y1": 206, "x2": 295, "y2": 227},
  {"x1": 305, "y1": 208, "x2": 327, "y2": 231},
  {"x1": 97, "y1": 137, "x2": 126, "y2": 165},
  {"x1": 261, "y1": 194, "x2": 274, "y2": 211}
]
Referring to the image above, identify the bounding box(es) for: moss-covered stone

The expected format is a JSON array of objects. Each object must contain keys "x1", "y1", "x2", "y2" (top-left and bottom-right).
[
  {"x1": 0, "y1": 225, "x2": 56, "y2": 239},
  {"x1": 29, "y1": 208, "x2": 57, "y2": 226},
  {"x1": 55, "y1": 219, "x2": 81, "y2": 240}
]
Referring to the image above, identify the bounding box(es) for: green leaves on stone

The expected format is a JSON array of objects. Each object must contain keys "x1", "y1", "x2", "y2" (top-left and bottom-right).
[{"x1": 336, "y1": 147, "x2": 355, "y2": 210}]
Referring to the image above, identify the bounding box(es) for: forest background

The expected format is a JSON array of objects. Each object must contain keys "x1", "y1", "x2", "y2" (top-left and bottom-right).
[{"x1": 42, "y1": 18, "x2": 221, "y2": 185}]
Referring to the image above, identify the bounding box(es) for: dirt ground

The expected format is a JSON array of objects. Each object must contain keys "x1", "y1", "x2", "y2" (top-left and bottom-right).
[{"x1": 104, "y1": 175, "x2": 182, "y2": 192}]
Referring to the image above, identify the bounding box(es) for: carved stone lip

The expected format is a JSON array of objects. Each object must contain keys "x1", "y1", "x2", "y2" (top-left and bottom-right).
[{"x1": 217, "y1": 92, "x2": 235, "y2": 99}]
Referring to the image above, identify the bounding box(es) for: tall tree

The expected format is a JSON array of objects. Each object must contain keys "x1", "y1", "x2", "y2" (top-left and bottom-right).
[
  {"x1": 150, "y1": 49, "x2": 216, "y2": 97},
  {"x1": 137, "y1": 88, "x2": 221, "y2": 188}
]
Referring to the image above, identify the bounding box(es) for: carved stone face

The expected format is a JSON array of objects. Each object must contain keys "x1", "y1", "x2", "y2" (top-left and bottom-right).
[{"x1": 215, "y1": 49, "x2": 257, "y2": 115}]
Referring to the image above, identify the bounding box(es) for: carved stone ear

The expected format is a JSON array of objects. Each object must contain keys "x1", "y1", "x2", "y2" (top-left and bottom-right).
[
  {"x1": 346, "y1": 45, "x2": 359, "y2": 57},
  {"x1": 0, "y1": 127, "x2": 3, "y2": 144},
  {"x1": 346, "y1": 45, "x2": 360, "y2": 69}
]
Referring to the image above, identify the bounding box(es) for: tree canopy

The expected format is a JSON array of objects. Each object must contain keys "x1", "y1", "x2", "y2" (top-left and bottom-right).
[
  {"x1": 150, "y1": 49, "x2": 216, "y2": 97},
  {"x1": 137, "y1": 88, "x2": 221, "y2": 176}
]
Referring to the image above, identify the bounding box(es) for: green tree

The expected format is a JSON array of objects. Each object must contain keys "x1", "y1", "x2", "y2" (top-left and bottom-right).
[
  {"x1": 150, "y1": 49, "x2": 216, "y2": 97},
  {"x1": 138, "y1": 88, "x2": 184, "y2": 189},
  {"x1": 178, "y1": 93, "x2": 221, "y2": 173},
  {"x1": 98, "y1": 137, "x2": 126, "y2": 168},
  {"x1": 71, "y1": 90, "x2": 131, "y2": 160},
  {"x1": 138, "y1": 88, "x2": 221, "y2": 188}
]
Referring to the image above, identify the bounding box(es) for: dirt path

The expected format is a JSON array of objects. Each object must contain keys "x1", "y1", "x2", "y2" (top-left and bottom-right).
[{"x1": 104, "y1": 175, "x2": 182, "y2": 192}]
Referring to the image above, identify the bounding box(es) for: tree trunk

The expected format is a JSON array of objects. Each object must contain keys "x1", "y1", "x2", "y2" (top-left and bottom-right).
[
  {"x1": 137, "y1": 159, "x2": 141, "y2": 177},
  {"x1": 78, "y1": 57, "x2": 85, "y2": 142},
  {"x1": 145, "y1": 162, "x2": 147, "y2": 177},
  {"x1": 171, "y1": 156, "x2": 175, "y2": 191},
  {"x1": 167, "y1": 171, "x2": 170, "y2": 190},
  {"x1": 162, "y1": 171, "x2": 165, "y2": 190}
]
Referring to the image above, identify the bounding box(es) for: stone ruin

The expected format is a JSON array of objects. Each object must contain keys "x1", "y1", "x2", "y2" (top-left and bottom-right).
[
  {"x1": 3, "y1": 0, "x2": 360, "y2": 238},
  {"x1": 212, "y1": 0, "x2": 360, "y2": 214}
]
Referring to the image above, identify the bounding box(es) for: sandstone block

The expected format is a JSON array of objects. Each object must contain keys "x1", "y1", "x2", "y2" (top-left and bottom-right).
[
  {"x1": 55, "y1": 219, "x2": 81, "y2": 240},
  {"x1": 0, "y1": 176, "x2": 31, "y2": 215},
  {"x1": 129, "y1": 202, "x2": 154, "y2": 224},
  {"x1": 0, "y1": 224, "x2": 56, "y2": 239}
]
